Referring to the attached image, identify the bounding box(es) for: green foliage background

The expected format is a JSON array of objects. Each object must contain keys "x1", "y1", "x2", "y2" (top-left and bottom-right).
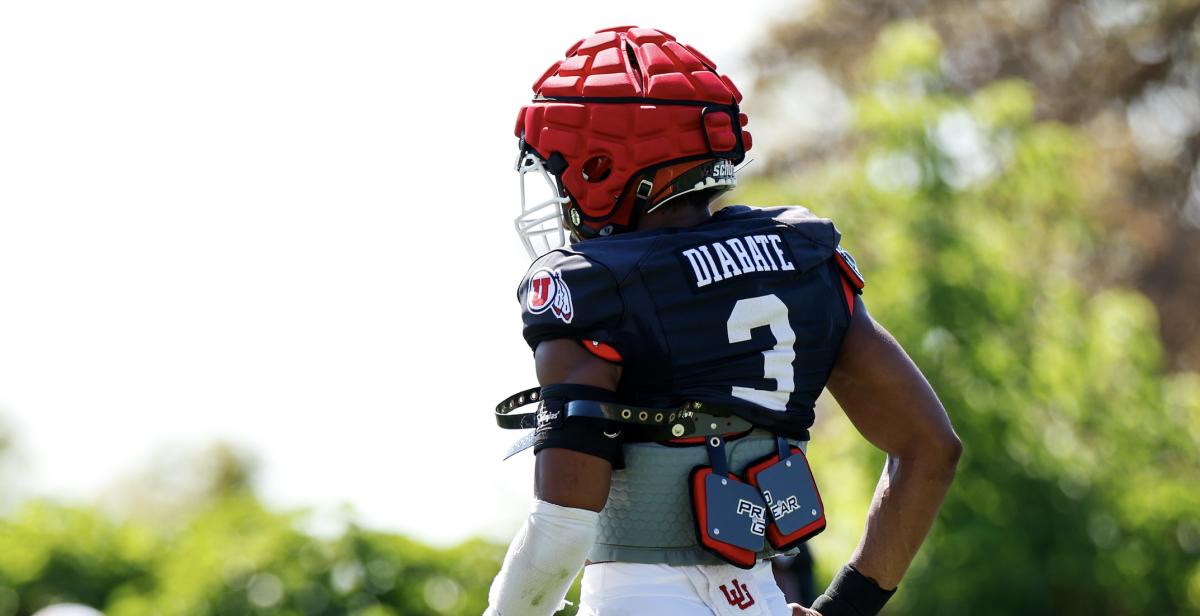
[
  {"x1": 3, "y1": 10, "x2": 1199, "y2": 616},
  {"x1": 0, "y1": 492, "x2": 505, "y2": 616},
  {"x1": 736, "y1": 21, "x2": 1200, "y2": 614}
]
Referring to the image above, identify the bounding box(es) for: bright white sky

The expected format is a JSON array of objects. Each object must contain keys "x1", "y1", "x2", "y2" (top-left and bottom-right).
[{"x1": 0, "y1": 0, "x2": 793, "y2": 544}]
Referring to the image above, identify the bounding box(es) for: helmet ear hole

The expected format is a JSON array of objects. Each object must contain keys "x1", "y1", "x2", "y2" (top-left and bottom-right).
[{"x1": 581, "y1": 155, "x2": 613, "y2": 183}]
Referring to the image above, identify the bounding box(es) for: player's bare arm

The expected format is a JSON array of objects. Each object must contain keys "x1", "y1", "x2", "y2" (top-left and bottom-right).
[
  {"x1": 485, "y1": 339, "x2": 622, "y2": 616},
  {"x1": 532, "y1": 339, "x2": 620, "y2": 512},
  {"x1": 822, "y1": 297, "x2": 962, "y2": 593}
]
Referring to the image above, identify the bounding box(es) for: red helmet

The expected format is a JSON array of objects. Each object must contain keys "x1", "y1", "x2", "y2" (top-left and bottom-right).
[{"x1": 514, "y1": 26, "x2": 752, "y2": 258}]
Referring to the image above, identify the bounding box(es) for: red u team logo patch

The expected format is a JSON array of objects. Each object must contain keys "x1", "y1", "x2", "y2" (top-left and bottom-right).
[
  {"x1": 719, "y1": 578, "x2": 756, "y2": 610},
  {"x1": 527, "y1": 268, "x2": 574, "y2": 324}
]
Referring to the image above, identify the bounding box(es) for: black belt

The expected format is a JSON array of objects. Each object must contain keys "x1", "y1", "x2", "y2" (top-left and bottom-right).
[{"x1": 494, "y1": 387, "x2": 755, "y2": 459}]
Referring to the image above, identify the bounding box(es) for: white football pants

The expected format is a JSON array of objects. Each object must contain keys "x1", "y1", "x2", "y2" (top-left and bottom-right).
[{"x1": 577, "y1": 560, "x2": 792, "y2": 615}]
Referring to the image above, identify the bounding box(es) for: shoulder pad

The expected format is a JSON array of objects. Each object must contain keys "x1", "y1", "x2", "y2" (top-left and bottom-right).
[
  {"x1": 518, "y1": 250, "x2": 623, "y2": 351},
  {"x1": 765, "y1": 206, "x2": 840, "y2": 248},
  {"x1": 719, "y1": 205, "x2": 841, "y2": 250}
]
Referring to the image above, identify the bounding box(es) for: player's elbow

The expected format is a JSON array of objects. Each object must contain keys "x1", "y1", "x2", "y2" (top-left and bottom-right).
[
  {"x1": 928, "y1": 428, "x2": 962, "y2": 480},
  {"x1": 942, "y1": 430, "x2": 963, "y2": 469},
  {"x1": 899, "y1": 423, "x2": 961, "y2": 482}
]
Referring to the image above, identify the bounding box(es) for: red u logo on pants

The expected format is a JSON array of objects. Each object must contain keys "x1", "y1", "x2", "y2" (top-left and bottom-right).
[{"x1": 720, "y1": 579, "x2": 756, "y2": 610}]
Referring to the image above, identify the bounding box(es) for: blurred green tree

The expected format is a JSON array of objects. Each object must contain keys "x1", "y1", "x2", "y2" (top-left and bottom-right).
[
  {"x1": 0, "y1": 444, "x2": 507, "y2": 616},
  {"x1": 738, "y1": 19, "x2": 1200, "y2": 614},
  {"x1": 752, "y1": 0, "x2": 1200, "y2": 372},
  {"x1": 0, "y1": 502, "x2": 156, "y2": 616}
]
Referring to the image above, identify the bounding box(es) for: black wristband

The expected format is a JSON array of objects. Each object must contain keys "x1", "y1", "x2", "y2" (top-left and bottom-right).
[
  {"x1": 532, "y1": 383, "x2": 626, "y2": 469},
  {"x1": 536, "y1": 383, "x2": 620, "y2": 434},
  {"x1": 809, "y1": 565, "x2": 895, "y2": 616}
]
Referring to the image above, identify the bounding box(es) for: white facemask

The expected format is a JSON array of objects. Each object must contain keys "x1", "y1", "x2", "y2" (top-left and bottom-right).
[{"x1": 514, "y1": 151, "x2": 571, "y2": 260}]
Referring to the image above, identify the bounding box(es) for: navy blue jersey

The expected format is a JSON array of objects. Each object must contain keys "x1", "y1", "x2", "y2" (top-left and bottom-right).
[{"x1": 517, "y1": 205, "x2": 863, "y2": 440}]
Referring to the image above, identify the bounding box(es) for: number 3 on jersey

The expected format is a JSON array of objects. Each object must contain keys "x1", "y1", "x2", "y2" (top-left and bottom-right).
[{"x1": 727, "y1": 294, "x2": 796, "y2": 411}]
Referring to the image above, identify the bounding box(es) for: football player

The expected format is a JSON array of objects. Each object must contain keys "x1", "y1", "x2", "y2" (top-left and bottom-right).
[{"x1": 487, "y1": 26, "x2": 962, "y2": 616}]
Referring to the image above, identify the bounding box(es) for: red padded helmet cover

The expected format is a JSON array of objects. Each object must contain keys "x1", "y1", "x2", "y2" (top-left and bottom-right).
[{"x1": 515, "y1": 26, "x2": 752, "y2": 237}]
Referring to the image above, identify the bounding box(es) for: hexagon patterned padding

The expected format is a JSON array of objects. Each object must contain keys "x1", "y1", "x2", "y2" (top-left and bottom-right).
[
  {"x1": 515, "y1": 26, "x2": 752, "y2": 229},
  {"x1": 590, "y1": 435, "x2": 802, "y2": 565}
]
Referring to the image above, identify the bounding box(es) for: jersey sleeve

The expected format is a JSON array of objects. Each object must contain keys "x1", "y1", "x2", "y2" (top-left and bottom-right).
[
  {"x1": 518, "y1": 250, "x2": 623, "y2": 351},
  {"x1": 834, "y1": 247, "x2": 864, "y2": 294},
  {"x1": 833, "y1": 245, "x2": 864, "y2": 316}
]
